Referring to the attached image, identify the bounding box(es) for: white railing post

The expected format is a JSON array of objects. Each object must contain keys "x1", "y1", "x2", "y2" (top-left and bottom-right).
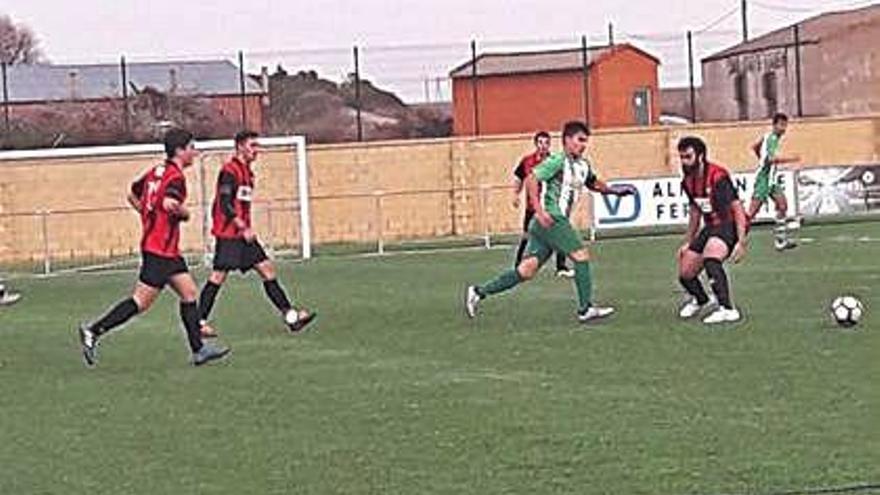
[
  {"x1": 40, "y1": 210, "x2": 51, "y2": 275},
  {"x1": 374, "y1": 191, "x2": 385, "y2": 255},
  {"x1": 480, "y1": 185, "x2": 491, "y2": 249}
]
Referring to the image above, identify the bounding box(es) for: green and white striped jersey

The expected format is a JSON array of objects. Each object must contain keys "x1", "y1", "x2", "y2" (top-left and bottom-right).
[
  {"x1": 532, "y1": 152, "x2": 598, "y2": 218},
  {"x1": 756, "y1": 132, "x2": 781, "y2": 177}
]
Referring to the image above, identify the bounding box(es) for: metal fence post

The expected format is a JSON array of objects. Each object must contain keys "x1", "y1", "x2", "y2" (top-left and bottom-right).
[
  {"x1": 120, "y1": 56, "x2": 130, "y2": 139},
  {"x1": 687, "y1": 31, "x2": 697, "y2": 123},
  {"x1": 353, "y1": 46, "x2": 363, "y2": 142},
  {"x1": 238, "y1": 50, "x2": 247, "y2": 129},
  {"x1": 1, "y1": 61, "x2": 9, "y2": 143},
  {"x1": 793, "y1": 24, "x2": 803, "y2": 118},
  {"x1": 581, "y1": 35, "x2": 590, "y2": 124},
  {"x1": 470, "y1": 40, "x2": 480, "y2": 136}
]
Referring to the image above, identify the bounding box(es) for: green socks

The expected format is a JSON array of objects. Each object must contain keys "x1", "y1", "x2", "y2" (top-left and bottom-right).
[
  {"x1": 574, "y1": 261, "x2": 593, "y2": 311},
  {"x1": 477, "y1": 262, "x2": 591, "y2": 312},
  {"x1": 478, "y1": 268, "x2": 523, "y2": 297}
]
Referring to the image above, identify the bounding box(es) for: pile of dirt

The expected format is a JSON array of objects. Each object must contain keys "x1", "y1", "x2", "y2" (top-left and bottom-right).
[{"x1": 265, "y1": 67, "x2": 451, "y2": 143}]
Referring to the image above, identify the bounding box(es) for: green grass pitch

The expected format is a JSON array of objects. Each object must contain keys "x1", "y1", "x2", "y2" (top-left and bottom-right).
[{"x1": 0, "y1": 222, "x2": 878, "y2": 494}]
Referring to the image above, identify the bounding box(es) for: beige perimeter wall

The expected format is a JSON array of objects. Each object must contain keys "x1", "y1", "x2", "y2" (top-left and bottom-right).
[{"x1": 1, "y1": 115, "x2": 878, "y2": 264}]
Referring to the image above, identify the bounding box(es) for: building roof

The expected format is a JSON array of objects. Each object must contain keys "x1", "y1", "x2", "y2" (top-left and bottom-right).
[
  {"x1": 703, "y1": 4, "x2": 880, "y2": 62},
  {"x1": 449, "y1": 43, "x2": 660, "y2": 78},
  {"x1": 4, "y1": 60, "x2": 264, "y2": 103}
]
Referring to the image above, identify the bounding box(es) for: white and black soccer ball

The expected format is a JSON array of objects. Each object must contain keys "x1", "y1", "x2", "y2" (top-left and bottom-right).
[
  {"x1": 830, "y1": 296, "x2": 864, "y2": 327},
  {"x1": 284, "y1": 309, "x2": 299, "y2": 325}
]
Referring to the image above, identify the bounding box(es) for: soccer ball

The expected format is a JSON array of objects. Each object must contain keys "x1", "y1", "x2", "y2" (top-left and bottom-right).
[
  {"x1": 830, "y1": 296, "x2": 864, "y2": 327},
  {"x1": 284, "y1": 309, "x2": 299, "y2": 325}
]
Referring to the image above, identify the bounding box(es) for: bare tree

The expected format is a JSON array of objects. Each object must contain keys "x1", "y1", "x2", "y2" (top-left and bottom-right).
[{"x1": 0, "y1": 15, "x2": 44, "y2": 64}]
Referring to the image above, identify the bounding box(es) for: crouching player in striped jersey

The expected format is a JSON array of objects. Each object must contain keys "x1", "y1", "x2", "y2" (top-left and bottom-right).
[{"x1": 677, "y1": 136, "x2": 750, "y2": 324}]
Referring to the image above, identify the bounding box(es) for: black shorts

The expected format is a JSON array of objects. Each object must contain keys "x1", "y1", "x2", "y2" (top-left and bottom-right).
[
  {"x1": 522, "y1": 209, "x2": 535, "y2": 232},
  {"x1": 139, "y1": 252, "x2": 189, "y2": 289},
  {"x1": 213, "y1": 238, "x2": 269, "y2": 273},
  {"x1": 688, "y1": 223, "x2": 739, "y2": 257}
]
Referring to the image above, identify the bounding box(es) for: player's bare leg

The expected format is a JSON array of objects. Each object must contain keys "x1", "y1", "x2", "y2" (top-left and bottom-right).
[
  {"x1": 747, "y1": 198, "x2": 763, "y2": 222},
  {"x1": 198, "y1": 270, "x2": 228, "y2": 338},
  {"x1": 168, "y1": 273, "x2": 230, "y2": 365},
  {"x1": 78, "y1": 282, "x2": 159, "y2": 367},
  {"x1": 466, "y1": 254, "x2": 539, "y2": 319},
  {"x1": 253, "y1": 260, "x2": 316, "y2": 333},
  {"x1": 677, "y1": 244, "x2": 712, "y2": 318},
  {"x1": 772, "y1": 193, "x2": 797, "y2": 250},
  {"x1": 555, "y1": 251, "x2": 574, "y2": 278},
  {"x1": 701, "y1": 239, "x2": 741, "y2": 324},
  {"x1": 513, "y1": 232, "x2": 529, "y2": 267}
]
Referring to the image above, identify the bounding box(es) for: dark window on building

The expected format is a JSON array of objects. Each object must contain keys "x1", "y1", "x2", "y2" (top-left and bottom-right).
[
  {"x1": 763, "y1": 72, "x2": 778, "y2": 117},
  {"x1": 734, "y1": 73, "x2": 748, "y2": 120}
]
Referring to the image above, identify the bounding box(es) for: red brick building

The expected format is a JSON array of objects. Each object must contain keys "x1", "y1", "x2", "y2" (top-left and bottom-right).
[{"x1": 450, "y1": 44, "x2": 660, "y2": 136}]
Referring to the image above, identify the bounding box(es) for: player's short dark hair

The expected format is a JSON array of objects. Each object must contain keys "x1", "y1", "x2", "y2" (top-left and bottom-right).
[
  {"x1": 235, "y1": 130, "x2": 259, "y2": 146},
  {"x1": 772, "y1": 112, "x2": 788, "y2": 124},
  {"x1": 533, "y1": 131, "x2": 550, "y2": 143},
  {"x1": 561, "y1": 121, "x2": 590, "y2": 140},
  {"x1": 677, "y1": 136, "x2": 708, "y2": 159},
  {"x1": 163, "y1": 128, "x2": 194, "y2": 159}
]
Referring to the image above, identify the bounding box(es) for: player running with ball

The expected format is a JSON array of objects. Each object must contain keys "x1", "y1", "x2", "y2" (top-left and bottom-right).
[{"x1": 465, "y1": 121, "x2": 635, "y2": 324}]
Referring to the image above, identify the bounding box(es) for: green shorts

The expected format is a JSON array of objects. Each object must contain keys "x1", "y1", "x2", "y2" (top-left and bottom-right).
[
  {"x1": 753, "y1": 169, "x2": 784, "y2": 202},
  {"x1": 524, "y1": 215, "x2": 583, "y2": 264}
]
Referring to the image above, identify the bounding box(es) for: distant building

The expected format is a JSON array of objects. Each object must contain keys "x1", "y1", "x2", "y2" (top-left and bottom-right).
[
  {"x1": 699, "y1": 4, "x2": 880, "y2": 121},
  {"x1": 4, "y1": 60, "x2": 265, "y2": 133},
  {"x1": 449, "y1": 43, "x2": 660, "y2": 136}
]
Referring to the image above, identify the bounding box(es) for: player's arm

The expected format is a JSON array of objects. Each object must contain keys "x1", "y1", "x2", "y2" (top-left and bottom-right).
[
  {"x1": 678, "y1": 204, "x2": 702, "y2": 261},
  {"x1": 527, "y1": 155, "x2": 563, "y2": 228},
  {"x1": 731, "y1": 199, "x2": 749, "y2": 263},
  {"x1": 580, "y1": 157, "x2": 635, "y2": 196},
  {"x1": 587, "y1": 177, "x2": 636, "y2": 196},
  {"x1": 769, "y1": 155, "x2": 801, "y2": 166},
  {"x1": 685, "y1": 203, "x2": 701, "y2": 243},
  {"x1": 751, "y1": 139, "x2": 762, "y2": 159},
  {"x1": 512, "y1": 159, "x2": 526, "y2": 208},
  {"x1": 759, "y1": 135, "x2": 800, "y2": 166},
  {"x1": 218, "y1": 171, "x2": 245, "y2": 230},
  {"x1": 714, "y1": 175, "x2": 749, "y2": 263},
  {"x1": 128, "y1": 178, "x2": 145, "y2": 213},
  {"x1": 218, "y1": 171, "x2": 255, "y2": 241},
  {"x1": 162, "y1": 178, "x2": 190, "y2": 222}
]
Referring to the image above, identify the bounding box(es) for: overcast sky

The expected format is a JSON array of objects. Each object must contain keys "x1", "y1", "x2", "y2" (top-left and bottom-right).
[{"x1": 1, "y1": 0, "x2": 875, "y2": 100}]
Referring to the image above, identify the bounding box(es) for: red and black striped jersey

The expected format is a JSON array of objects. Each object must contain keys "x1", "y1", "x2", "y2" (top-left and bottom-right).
[
  {"x1": 130, "y1": 161, "x2": 187, "y2": 258},
  {"x1": 211, "y1": 157, "x2": 254, "y2": 240},
  {"x1": 682, "y1": 162, "x2": 739, "y2": 227}
]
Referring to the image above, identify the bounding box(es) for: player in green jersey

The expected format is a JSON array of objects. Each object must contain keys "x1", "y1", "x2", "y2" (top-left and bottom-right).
[
  {"x1": 464, "y1": 121, "x2": 635, "y2": 324},
  {"x1": 749, "y1": 113, "x2": 800, "y2": 250}
]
